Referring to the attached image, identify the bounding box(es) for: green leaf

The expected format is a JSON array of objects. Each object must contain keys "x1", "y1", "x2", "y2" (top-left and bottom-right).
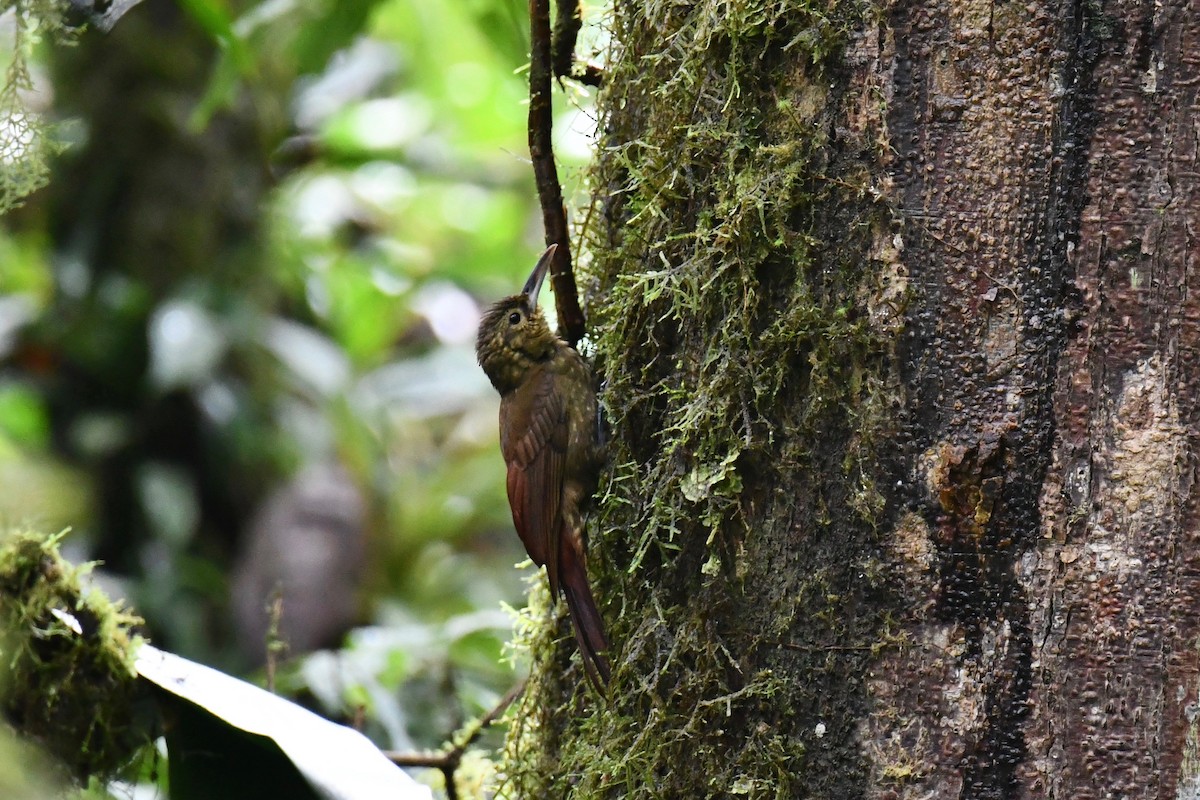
[
  {"x1": 177, "y1": 0, "x2": 255, "y2": 129},
  {"x1": 293, "y1": 0, "x2": 391, "y2": 75},
  {"x1": 176, "y1": 0, "x2": 252, "y2": 70}
]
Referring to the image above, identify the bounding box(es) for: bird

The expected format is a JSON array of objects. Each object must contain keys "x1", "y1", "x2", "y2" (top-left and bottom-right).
[{"x1": 475, "y1": 244, "x2": 610, "y2": 690}]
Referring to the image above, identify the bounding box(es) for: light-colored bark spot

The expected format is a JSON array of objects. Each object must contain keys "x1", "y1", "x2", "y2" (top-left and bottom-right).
[
  {"x1": 867, "y1": 227, "x2": 909, "y2": 335},
  {"x1": 891, "y1": 511, "x2": 935, "y2": 573},
  {"x1": 1103, "y1": 354, "x2": 1183, "y2": 523}
]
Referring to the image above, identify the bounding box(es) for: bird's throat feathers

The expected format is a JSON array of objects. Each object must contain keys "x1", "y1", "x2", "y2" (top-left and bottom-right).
[{"x1": 476, "y1": 296, "x2": 560, "y2": 394}]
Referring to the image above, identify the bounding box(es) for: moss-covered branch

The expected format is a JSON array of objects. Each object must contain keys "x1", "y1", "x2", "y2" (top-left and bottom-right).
[{"x1": 0, "y1": 530, "x2": 148, "y2": 782}]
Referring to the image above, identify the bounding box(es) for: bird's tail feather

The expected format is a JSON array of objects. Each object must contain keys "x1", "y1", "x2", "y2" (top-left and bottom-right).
[{"x1": 560, "y1": 548, "x2": 611, "y2": 692}]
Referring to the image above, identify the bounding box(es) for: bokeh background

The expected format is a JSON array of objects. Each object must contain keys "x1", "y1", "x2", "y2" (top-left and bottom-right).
[{"x1": 0, "y1": 0, "x2": 603, "y2": 765}]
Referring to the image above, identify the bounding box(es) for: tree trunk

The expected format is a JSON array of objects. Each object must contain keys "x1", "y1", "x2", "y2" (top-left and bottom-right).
[{"x1": 502, "y1": 0, "x2": 1200, "y2": 797}]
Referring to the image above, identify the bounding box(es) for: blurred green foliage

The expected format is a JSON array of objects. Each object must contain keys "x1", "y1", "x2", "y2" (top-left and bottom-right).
[
  {"x1": 0, "y1": 724, "x2": 65, "y2": 799},
  {"x1": 0, "y1": 0, "x2": 606, "y2": 793}
]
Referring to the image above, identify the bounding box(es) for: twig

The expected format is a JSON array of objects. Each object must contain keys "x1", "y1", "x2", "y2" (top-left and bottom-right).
[
  {"x1": 551, "y1": 0, "x2": 603, "y2": 87},
  {"x1": 529, "y1": 0, "x2": 587, "y2": 347},
  {"x1": 386, "y1": 679, "x2": 527, "y2": 800}
]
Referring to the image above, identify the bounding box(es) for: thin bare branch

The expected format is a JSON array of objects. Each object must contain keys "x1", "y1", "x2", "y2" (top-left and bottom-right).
[
  {"x1": 385, "y1": 679, "x2": 527, "y2": 800},
  {"x1": 529, "y1": 0, "x2": 587, "y2": 346}
]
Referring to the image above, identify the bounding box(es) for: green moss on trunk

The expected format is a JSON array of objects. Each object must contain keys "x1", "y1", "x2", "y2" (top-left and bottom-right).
[{"x1": 500, "y1": 0, "x2": 907, "y2": 797}]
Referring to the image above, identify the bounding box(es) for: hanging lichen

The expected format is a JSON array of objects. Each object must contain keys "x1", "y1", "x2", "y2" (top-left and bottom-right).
[{"x1": 0, "y1": 0, "x2": 72, "y2": 215}]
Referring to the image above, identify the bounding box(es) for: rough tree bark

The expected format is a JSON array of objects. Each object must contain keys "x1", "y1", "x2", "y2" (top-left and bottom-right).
[{"x1": 502, "y1": 0, "x2": 1200, "y2": 798}]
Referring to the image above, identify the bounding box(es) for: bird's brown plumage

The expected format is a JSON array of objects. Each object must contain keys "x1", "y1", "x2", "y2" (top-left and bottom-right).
[
  {"x1": 476, "y1": 246, "x2": 610, "y2": 689},
  {"x1": 501, "y1": 367, "x2": 567, "y2": 593}
]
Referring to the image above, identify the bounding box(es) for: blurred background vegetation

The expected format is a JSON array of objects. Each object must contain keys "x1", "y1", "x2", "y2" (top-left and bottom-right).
[{"x1": 0, "y1": 0, "x2": 604, "y2": 792}]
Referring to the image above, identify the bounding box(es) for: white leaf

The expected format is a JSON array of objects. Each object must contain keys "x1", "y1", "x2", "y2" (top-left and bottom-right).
[{"x1": 135, "y1": 644, "x2": 430, "y2": 800}]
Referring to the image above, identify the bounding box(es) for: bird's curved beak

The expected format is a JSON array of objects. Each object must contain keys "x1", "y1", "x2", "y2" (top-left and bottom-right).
[{"x1": 523, "y1": 244, "x2": 556, "y2": 307}]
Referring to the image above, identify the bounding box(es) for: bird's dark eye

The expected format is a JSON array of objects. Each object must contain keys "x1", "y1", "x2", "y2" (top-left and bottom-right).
[{"x1": 508, "y1": 311, "x2": 522, "y2": 325}]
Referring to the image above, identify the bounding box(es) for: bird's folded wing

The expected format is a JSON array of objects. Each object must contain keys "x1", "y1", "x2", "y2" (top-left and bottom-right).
[{"x1": 502, "y1": 368, "x2": 568, "y2": 596}]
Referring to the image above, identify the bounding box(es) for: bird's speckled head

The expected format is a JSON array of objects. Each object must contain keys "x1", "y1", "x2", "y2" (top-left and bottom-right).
[{"x1": 476, "y1": 246, "x2": 561, "y2": 394}]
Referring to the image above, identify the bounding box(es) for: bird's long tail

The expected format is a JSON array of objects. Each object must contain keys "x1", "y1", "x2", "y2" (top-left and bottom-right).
[{"x1": 560, "y1": 544, "x2": 611, "y2": 692}]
